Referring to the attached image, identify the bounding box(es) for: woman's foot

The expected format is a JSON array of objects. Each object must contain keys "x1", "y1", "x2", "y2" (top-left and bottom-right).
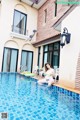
[{"x1": 38, "y1": 80, "x2": 43, "y2": 85}]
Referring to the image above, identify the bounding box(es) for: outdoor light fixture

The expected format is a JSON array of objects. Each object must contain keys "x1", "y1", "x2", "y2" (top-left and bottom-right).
[
  {"x1": 29, "y1": 29, "x2": 37, "y2": 41},
  {"x1": 60, "y1": 27, "x2": 71, "y2": 48}
]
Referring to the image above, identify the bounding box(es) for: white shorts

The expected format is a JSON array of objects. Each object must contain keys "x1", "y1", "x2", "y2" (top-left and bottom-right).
[{"x1": 38, "y1": 76, "x2": 54, "y2": 86}]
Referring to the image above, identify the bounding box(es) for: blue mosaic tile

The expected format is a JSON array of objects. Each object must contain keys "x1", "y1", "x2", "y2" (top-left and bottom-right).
[
  {"x1": 43, "y1": 117, "x2": 47, "y2": 120},
  {"x1": 16, "y1": 118, "x2": 20, "y2": 120},
  {"x1": 9, "y1": 116, "x2": 14, "y2": 120},
  {"x1": 0, "y1": 73, "x2": 80, "y2": 120},
  {"x1": 26, "y1": 118, "x2": 29, "y2": 120}
]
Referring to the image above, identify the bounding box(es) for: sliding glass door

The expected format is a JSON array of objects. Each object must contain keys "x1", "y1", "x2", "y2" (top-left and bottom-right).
[
  {"x1": 2, "y1": 48, "x2": 18, "y2": 72},
  {"x1": 21, "y1": 50, "x2": 33, "y2": 72}
]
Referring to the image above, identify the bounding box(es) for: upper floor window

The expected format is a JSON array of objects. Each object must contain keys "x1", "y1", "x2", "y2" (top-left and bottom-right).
[
  {"x1": 67, "y1": 0, "x2": 73, "y2": 5},
  {"x1": 54, "y1": 0, "x2": 57, "y2": 17},
  {"x1": 12, "y1": 10, "x2": 27, "y2": 35},
  {"x1": 44, "y1": 9, "x2": 47, "y2": 23}
]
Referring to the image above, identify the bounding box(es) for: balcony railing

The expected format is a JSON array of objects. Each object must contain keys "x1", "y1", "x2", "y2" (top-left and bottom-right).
[
  {"x1": 12, "y1": 25, "x2": 26, "y2": 35},
  {"x1": 10, "y1": 25, "x2": 28, "y2": 40}
]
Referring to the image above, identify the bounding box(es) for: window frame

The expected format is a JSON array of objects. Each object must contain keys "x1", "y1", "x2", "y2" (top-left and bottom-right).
[
  {"x1": 21, "y1": 50, "x2": 33, "y2": 72},
  {"x1": 2, "y1": 47, "x2": 19, "y2": 72},
  {"x1": 37, "y1": 47, "x2": 41, "y2": 67},
  {"x1": 43, "y1": 42, "x2": 60, "y2": 68},
  {"x1": 54, "y1": 0, "x2": 57, "y2": 17},
  {"x1": 13, "y1": 9, "x2": 27, "y2": 35},
  {"x1": 44, "y1": 9, "x2": 47, "y2": 23}
]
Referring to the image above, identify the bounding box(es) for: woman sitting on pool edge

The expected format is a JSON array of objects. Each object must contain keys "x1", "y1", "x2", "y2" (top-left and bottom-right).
[{"x1": 38, "y1": 63, "x2": 55, "y2": 86}]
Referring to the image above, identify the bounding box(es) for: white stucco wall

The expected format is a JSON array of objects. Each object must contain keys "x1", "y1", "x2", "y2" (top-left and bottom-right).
[
  {"x1": 59, "y1": 6, "x2": 80, "y2": 88},
  {"x1": 0, "y1": 0, "x2": 38, "y2": 72}
]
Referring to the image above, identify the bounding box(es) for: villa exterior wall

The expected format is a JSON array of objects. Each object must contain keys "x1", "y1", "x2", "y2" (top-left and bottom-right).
[
  {"x1": 0, "y1": 0, "x2": 80, "y2": 90},
  {"x1": 0, "y1": 0, "x2": 38, "y2": 72},
  {"x1": 59, "y1": 6, "x2": 80, "y2": 89},
  {"x1": 37, "y1": 0, "x2": 70, "y2": 42},
  {"x1": 75, "y1": 53, "x2": 80, "y2": 89}
]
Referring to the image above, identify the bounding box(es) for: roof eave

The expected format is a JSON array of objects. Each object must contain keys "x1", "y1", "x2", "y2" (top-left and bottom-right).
[
  {"x1": 32, "y1": 34, "x2": 61, "y2": 47},
  {"x1": 20, "y1": 0, "x2": 47, "y2": 9},
  {"x1": 52, "y1": 5, "x2": 77, "y2": 30}
]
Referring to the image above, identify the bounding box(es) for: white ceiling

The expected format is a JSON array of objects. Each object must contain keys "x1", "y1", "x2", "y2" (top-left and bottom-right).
[{"x1": 21, "y1": 0, "x2": 47, "y2": 9}]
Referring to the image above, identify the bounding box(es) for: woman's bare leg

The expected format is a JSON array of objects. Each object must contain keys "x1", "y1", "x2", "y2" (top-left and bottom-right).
[
  {"x1": 48, "y1": 77, "x2": 55, "y2": 86},
  {"x1": 38, "y1": 78, "x2": 47, "y2": 85}
]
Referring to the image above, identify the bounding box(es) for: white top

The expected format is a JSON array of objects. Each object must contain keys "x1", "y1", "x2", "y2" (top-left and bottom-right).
[{"x1": 45, "y1": 68, "x2": 55, "y2": 77}]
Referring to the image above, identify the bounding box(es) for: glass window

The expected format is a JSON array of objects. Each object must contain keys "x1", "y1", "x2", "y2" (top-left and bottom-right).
[
  {"x1": 44, "y1": 53, "x2": 48, "y2": 65},
  {"x1": 44, "y1": 45, "x2": 48, "y2": 52},
  {"x1": 48, "y1": 52, "x2": 52, "y2": 65},
  {"x1": 43, "y1": 42, "x2": 60, "y2": 68},
  {"x1": 21, "y1": 51, "x2": 33, "y2": 72},
  {"x1": 27, "y1": 52, "x2": 33, "y2": 72},
  {"x1": 53, "y1": 51, "x2": 59, "y2": 68},
  {"x1": 13, "y1": 10, "x2": 27, "y2": 35},
  {"x1": 2, "y1": 48, "x2": 18, "y2": 72},
  {"x1": 37, "y1": 47, "x2": 41, "y2": 67},
  {"x1": 44, "y1": 9, "x2": 47, "y2": 23},
  {"x1": 49, "y1": 44, "x2": 53, "y2": 51},
  {"x1": 10, "y1": 49, "x2": 18, "y2": 72},
  {"x1": 54, "y1": 42, "x2": 59, "y2": 50},
  {"x1": 54, "y1": 0, "x2": 57, "y2": 17}
]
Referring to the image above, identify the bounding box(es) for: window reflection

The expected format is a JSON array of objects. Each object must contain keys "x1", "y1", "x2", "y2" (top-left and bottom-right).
[
  {"x1": 43, "y1": 42, "x2": 60, "y2": 68},
  {"x1": 12, "y1": 10, "x2": 27, "y2": 35}
]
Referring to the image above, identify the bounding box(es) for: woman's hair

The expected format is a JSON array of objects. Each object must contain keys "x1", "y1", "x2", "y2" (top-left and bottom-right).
[{"x1": 45, "y1": 63, "x2": 51, "y2": 71}]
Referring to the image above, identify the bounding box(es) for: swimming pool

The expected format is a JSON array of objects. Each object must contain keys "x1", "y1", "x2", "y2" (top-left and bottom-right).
[{"x1": 0, "y1": 73, "x2": 80, "y2": 120}]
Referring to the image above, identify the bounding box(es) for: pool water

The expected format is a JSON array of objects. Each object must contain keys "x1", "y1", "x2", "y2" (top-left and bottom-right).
[{"x1": 0, "y1": 73, "x2": 80, "y2": 120}]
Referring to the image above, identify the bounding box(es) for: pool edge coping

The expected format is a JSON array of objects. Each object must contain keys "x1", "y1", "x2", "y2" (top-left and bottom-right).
[{"x1": 53, "y1": 83, "x2": 80, "y2": 94}]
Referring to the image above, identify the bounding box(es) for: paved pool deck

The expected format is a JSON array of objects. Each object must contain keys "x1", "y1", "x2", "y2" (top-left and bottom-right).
[{"x1": 33, "y1": 75, "x2": 80, "y2": 94}]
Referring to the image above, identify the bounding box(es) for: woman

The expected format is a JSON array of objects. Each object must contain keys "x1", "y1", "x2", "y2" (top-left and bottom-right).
[{"x1": 38, "y1": 63, "x2": 55, "y2": 86}]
